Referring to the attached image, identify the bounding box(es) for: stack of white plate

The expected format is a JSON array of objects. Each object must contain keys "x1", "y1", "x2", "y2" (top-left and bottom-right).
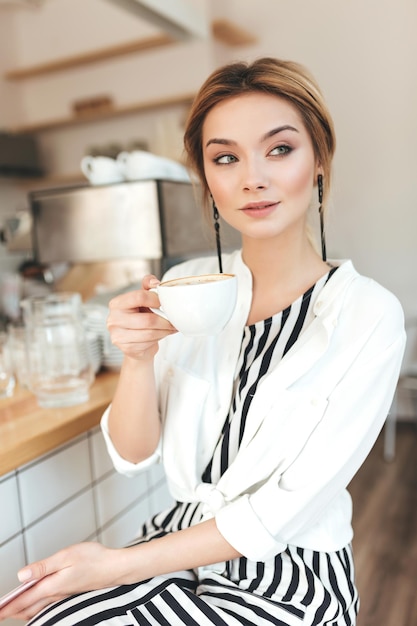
[
  {"x1": 82, "y1": 304, "x2": 123, "y2": 371},
  {"x1": 86, "y1": 330, "x2": 102, "y2": 374}
]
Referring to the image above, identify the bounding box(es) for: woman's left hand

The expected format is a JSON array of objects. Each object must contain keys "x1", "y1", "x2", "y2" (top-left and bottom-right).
[{"x1": 0, "y1": 542, "x2": 127, "y2": 622}]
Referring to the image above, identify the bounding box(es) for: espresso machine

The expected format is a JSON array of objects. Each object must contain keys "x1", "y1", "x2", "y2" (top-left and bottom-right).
[{"x1": 28, "y1": 179, "x2": 241, "y2": 293}]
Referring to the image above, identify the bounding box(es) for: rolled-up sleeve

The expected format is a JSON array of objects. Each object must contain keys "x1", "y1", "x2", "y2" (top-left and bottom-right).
[{"x1": 100, "y1": 404, "x2": 161, "y2": 477}]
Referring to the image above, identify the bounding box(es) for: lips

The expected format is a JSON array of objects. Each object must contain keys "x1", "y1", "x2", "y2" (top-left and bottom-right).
[
  {"x1": 241, "y1": 201, "x2": 277, "y2": 210},
  {"x1": 240, "y1": 201, "x2": 279, "y2": 217}
]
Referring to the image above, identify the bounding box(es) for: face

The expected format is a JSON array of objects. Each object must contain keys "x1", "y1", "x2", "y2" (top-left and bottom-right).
[{"x1": 202, "y1": 92, "x2": 320, "y2": 246}]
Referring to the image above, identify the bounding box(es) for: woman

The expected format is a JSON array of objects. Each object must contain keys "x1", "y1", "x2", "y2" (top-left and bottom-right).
[{"x1": 1, "y1": 58, "x2": 405, "y2": 625}]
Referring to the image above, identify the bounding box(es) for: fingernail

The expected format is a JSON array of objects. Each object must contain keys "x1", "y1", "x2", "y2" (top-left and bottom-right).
[
  {"x1": 18, "y1": 569, "x2": 32, "y2": 582},
  {"x1": 149, "y1": 278, "x2": 160, "y2": 287}
]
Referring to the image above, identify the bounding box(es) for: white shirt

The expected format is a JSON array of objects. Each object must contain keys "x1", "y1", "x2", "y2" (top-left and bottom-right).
[{"x1": 101, "y1": 251, "x2": 405, "y2": 562}]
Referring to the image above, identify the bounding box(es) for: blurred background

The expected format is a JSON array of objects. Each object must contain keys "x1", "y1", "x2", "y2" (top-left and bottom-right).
[
  {"x1": 0, "y1": 4, "x2": 415, "y2": 625},
  {"x1": 0, "y1": 0, "x2": 415, "y2": 295},
  {"x1": 1, "y1": 0, "x2": 416, "y2": 408}
]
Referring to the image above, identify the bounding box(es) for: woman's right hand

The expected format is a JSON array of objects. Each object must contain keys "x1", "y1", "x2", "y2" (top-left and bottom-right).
[{"x1": 107, "y1": 274, "x2": 177, "y2": 362}]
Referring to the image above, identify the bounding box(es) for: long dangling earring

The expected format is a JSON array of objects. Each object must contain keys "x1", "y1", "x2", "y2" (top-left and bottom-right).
[
  {"x1": 212, "y1": 198, "x2": 223, "y2": 273},
  {"x1": 318, "y1": 174, "x2": 327, "y2": 262}
]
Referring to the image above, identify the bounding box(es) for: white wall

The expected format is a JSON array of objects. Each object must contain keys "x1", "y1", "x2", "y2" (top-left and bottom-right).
[
  {"x1": 0, "y1": 8, "x2": 29, "y2": 273},
  {"x1": 0, "y1": 0, "x2": 416, "y2": 323},
  {"x1": 0, "y1": 0, "x2": 214, "y2": 169},
  {"x1": 210, "y1": 0, "x2": 417, "y2": 320},
  {"x1": 11, "y1": 0, "x2": 212, "y2": 127},
  {"x1": 0, "y1": 7, "x2": 22, "y2": 127}
]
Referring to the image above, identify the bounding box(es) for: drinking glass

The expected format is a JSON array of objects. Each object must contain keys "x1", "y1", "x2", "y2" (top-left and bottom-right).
[
  {"x1": 21, "y1": 293, "x2": 94, "y2": 408},
  {"x1": 7, "y1": 325, "x2": 30, "y2": 388},
  {"x1": 0, "y1": 331, "x2": 15, "y2": 398}
]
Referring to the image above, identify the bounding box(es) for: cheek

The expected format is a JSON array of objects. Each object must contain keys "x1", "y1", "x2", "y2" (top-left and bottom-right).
[
  {"x1": 204, "y1": 170, "x2": 231, "y2": 203},
  {"x1": 283, "y1": 162, "x2": 315, "y2": 198}
]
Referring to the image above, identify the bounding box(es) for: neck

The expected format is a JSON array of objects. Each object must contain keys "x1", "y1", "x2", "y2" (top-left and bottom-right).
[
  {"x1": 242, "y1": 233, "x2": 324, "y2": 287},
  {"x1": 241, "y1": 234, "x2": 329, "y2": 324}
]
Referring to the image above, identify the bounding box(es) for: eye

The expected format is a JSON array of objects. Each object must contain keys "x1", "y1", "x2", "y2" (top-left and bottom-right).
[
  {"x1": 214, "y1": 154, "x2": 238, "y2": 165},
  {"x1": 269, "y1": 144, "x2": 292, "y2": 157}
]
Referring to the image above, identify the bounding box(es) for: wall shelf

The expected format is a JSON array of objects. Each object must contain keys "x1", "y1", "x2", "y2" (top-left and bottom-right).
[
  {"x1": 10, "y1": 92, "x2": 196, "y2": 135},
  {"x1": 4, "y1": 19, "x2": 257, "y2": 83},
  {"x1": 211, "y1": 19, "x2": 258, "y2": 47},
  {"x1": 4, "y1": 34, "x2": 175, "y2": 81},
  {"x1": 4, "y1": 18, "x2": 255, "y2": 135}
]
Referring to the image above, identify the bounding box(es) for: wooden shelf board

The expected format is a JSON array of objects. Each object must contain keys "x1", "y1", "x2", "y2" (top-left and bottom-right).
[
  {"x1": 5, "y1": 34, "x2": 175, "y2": 81},
  {"x1": 4, "y1": 20, "x2": 256, "y2": 83},
  {"x1": 2, "y1": 17, "x2": 256, "y2": 135},
  {"x1": 212, "y1": 18, "x2": 258, "y2": 46},
  {"x1": 10, "y1": 92, "x2": 196, "y2": 134}
]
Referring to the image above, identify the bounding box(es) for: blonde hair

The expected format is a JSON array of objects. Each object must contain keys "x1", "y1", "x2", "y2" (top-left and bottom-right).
[{"x1": 184, "y1": 57, "x2": 336, "y2": 220}]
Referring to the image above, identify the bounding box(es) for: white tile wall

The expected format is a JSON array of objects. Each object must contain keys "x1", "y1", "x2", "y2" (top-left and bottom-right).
[
  {"x1": 0, "y1": 473, "x2": 21, "y2": 544},
  {"x1": 0, "y1": 535, "x2": 26, "y2": 626},
  {"x1": 147, "y1": 463, "x2": 174, "y2": 516},
  {"x1": 0, "y1": 534, "x2": 26, "y2": 595},
  {"x1": 101, "y1": 498, "x2": 151, "y2": 548},
  {"x1": 24, "y1": 490, "x2": 97, "y2": 563},
  {"x1": 18, "y1": 436, "x2": 92, "y2": 526},
  {"x1": 148, "y1": 478, "x2": 175, "y2": 517},
  {"x1": 94, "y1": 469, "x2": 148, "y2": 528},
  {"x1": 0, "y1": 426, "x2": 172, "y2": 622}
]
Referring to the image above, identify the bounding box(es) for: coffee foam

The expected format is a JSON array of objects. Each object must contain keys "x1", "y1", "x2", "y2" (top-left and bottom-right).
[{"x1": 163, "y1": 274, "x2": 233, "y2": 287}]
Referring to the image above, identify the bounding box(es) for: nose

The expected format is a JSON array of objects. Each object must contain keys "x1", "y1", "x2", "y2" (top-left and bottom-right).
[{"x1": 241, "y1": 156, "x2": 268, "y2": 191}]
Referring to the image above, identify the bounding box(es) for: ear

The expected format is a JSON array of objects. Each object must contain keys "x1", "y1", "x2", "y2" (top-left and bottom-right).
[{"x1": 315, "y1": 164, "x2": 323, "y2": 180}]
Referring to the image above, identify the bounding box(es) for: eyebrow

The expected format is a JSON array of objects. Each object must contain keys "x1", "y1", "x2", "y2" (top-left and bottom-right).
[{"x1": 205, "y1": 124, "x2": 299, "y2": 148}]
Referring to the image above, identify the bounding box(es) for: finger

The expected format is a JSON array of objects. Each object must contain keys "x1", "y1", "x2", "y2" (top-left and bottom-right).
[
  {"x1": 108, "y1": 309, "x2": 158, "y2": 330},
  {"x1": 0, "y1": 572, "x2": 60, "y2": 619},
  {"x1": 12, "y1": 599, "x2": 62, "y2": 623},
  {"x1": 142, "y1": 274, "x2": 160, "y2": 290},
  {"x1": 18, "y1": 542, "x2": 87, "y2": 584},
  {"x1": 106, "y1": 316, "x2": 172, "y2": 350},
  {"x1": 109, "y1": 288, "x2": 160, "y2": 313},
  {"x1": 1, "y1": 587, "x2": 63, "y2": 622},
  {"x1": 109, "y1": 323, "x2": 177, "y2": 355},
  {"x1": 18, "y1": 553, "x2": 59, "y2": 584},
  {"x1": 108, "y1": 309, "x2": 174, "y2": 332}
]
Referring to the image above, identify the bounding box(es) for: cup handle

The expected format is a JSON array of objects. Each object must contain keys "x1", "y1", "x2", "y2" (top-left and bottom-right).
[
  {"x1": 116, "y1": 151, "x2": 129, "y2": 165},
  {"x1": 148, "y1": 288, "x2": 169, "y2": 321},
  {"x1": 80, "y1": 156, "x2": 93, "y2": 176}
]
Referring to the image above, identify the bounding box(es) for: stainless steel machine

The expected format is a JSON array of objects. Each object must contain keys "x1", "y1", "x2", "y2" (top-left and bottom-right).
[{"x1": 29, "y1": 179, "x2": 241, "y2": 277}]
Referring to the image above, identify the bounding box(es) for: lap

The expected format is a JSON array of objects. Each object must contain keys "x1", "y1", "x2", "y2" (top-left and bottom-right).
[
  {"x1": 27, "y1": 535, "x2": 358, "y2": 626},
  {"x1": 28, "y1": 575, "x2": 304, "y2": 626},
  {"x1": 28, "y1": 560, "x2": 357, "y2": 626}
]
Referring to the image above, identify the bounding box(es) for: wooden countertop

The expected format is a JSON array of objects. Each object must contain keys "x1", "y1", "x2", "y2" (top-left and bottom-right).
[{"x1": 0, "y1": 370, "x2": 119, "y2": 477}]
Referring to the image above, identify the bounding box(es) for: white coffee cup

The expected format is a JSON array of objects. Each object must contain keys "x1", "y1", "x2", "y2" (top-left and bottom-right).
[
  {"x1": 80, "y1": 155, "x2": 124, "y2": 185},
  {"x1": 150, "y1": 273, "x2": 237, "y2": 337},
  {"x1": 117, "y1": 150, "x2": 190, "y2": 182}
]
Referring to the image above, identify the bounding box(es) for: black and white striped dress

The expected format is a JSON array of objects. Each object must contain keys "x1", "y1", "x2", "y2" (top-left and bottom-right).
[{"x1": 29, "y1": 268, "x2": 359, "y2": 626}]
